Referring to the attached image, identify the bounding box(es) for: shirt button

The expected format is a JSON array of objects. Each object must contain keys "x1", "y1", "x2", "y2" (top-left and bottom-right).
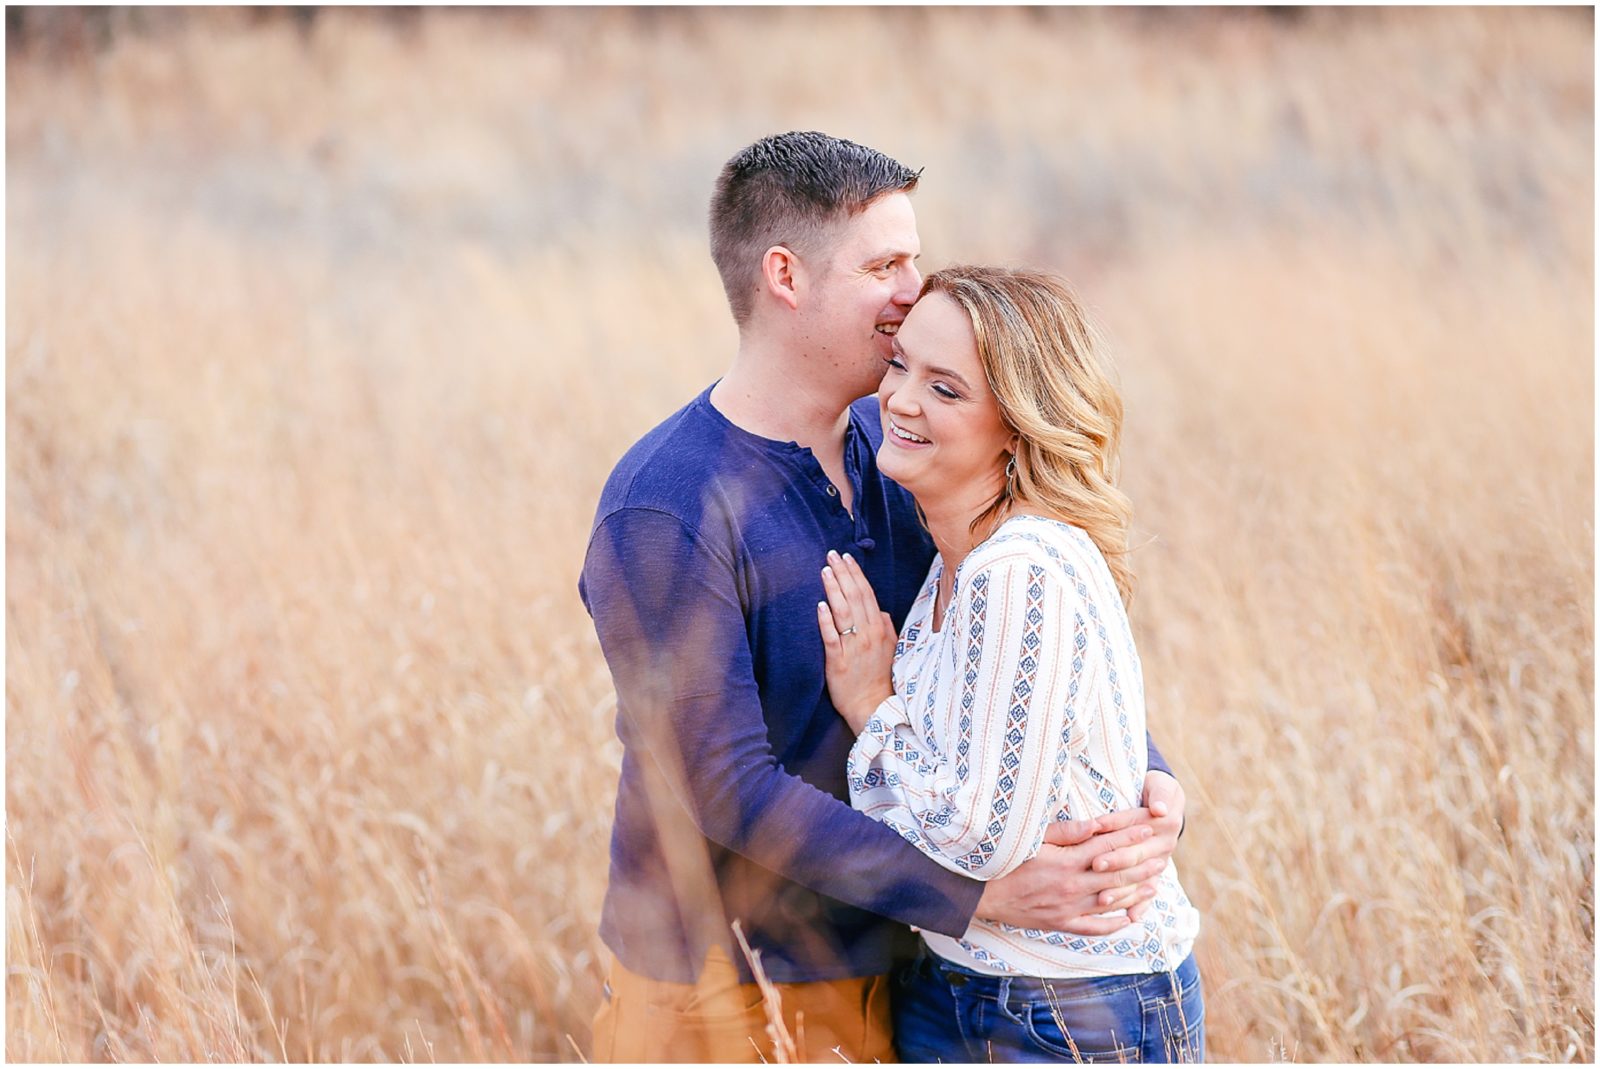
[{"x1": 826, "y1": 485, "x2": 838, "y2": 497}]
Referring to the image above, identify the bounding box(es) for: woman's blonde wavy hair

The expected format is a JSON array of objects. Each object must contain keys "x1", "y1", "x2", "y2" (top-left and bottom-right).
[{"x1": 920, "y1": 265, "x2": 1136, "y2": 604}]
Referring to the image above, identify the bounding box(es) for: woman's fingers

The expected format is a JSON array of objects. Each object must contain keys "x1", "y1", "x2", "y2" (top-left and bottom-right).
[
  {"x1": 839, "y1": 551, "x2": 880, "y2": 616},
  {"x1": 824, "y1": 550, "x2": 889, "y2": 646},
  {"x1": 821, "y1": 560, "x2": 856, "y2": 634},
  {"x1": 1057, "y1": 911, "x2": 1134, "y2": 938},
  {"x1": 817, "y1": 602, "x2": 847, "y2": 668},
  {"x1": 1097, "y1": 885, "x2": 1136, "y2": 911},
  {"x1": 818, "y1": 600, "x2": 839, "y2": 644},
  {"x1": 1097, "y1": 882, "x2": 1154, "y2": 911}
]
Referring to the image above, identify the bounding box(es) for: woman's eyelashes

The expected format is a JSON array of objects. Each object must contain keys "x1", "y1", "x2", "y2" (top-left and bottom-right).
[{"x1": 883, "y1": 357, "x2": 962, "y2": 400}]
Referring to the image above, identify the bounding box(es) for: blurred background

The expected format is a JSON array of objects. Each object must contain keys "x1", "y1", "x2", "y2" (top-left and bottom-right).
[{"x1": 6, "y1": 6, "x2": 1593, "y2": 1062}]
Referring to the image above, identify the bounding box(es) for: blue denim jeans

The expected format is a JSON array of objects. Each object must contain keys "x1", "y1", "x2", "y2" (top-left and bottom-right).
[{"x1": 892, "y1": 944, "x2": 1204, "y2": 1063}]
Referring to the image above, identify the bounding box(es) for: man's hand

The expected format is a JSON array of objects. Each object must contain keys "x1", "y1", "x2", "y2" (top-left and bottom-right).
[
  {"x1": 1116, "y1": 770, "x2": 1184, "y2": 922},
  {"x1": 975, "y1": 808, "x2": 1164, "y2": 935},
  {"x1": 975, "y1": 772, "x2": 1187, "y2": 934}
]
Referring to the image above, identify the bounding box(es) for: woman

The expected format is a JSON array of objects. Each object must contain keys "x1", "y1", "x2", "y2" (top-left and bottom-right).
[{"x1": 816, "y1": 266, "x2": 1203, "y2": 1063}]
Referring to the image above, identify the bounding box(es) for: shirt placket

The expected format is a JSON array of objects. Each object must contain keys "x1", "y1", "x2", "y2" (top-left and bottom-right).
[
  {"x1": 791, "y1": 421, "x2": 876, "y2": 553},
  {"x1": 841, "y1": 417, "x2": 877, "y2": 553}
]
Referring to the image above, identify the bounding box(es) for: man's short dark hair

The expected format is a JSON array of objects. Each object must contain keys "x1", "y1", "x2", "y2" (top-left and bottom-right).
[{"x1": 709, "y1": 131, "x2": 922, "y2": 325}]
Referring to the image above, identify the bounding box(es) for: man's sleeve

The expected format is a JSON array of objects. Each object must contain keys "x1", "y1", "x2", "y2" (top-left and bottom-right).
[
  {"x1": 1146, "y1": 729, "x2": 1183, "y2": 838},
  {"x1": 580, "y1": 505, "x2": 984, "y2": 937},
  {"x1": 1147, "y1": 732, "x2": 1173, "y2": 779}
]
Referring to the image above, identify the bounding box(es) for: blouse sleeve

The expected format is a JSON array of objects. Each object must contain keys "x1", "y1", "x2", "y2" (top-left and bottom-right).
[{"x1": 846, "y1": 551, "x2": 1095, "y2": 881}]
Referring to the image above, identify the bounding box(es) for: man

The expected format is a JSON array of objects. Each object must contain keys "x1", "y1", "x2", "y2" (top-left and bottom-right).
[{"x1": 579, "y1": 131, "x2": 1186, "y2": 1062}]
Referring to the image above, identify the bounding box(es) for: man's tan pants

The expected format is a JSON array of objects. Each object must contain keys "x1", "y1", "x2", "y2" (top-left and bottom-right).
[{"x1": 590, "y1": 945, "x2": 895, "y2": 1063}]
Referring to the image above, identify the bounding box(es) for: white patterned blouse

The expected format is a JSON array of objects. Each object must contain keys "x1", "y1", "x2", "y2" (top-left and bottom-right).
[{"x1": 847, "y1": 514, "x2": 1199, "y2": 978}]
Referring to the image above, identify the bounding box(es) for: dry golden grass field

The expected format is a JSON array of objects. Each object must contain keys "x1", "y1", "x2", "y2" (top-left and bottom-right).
[{"x1": 5, "y1": 6, "x2": 1594, "y2": 1062}]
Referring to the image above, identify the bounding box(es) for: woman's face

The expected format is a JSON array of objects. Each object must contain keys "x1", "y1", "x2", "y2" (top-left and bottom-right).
[{"x1": 876, "y1": 292, "x2": 1013, "y2": 509}]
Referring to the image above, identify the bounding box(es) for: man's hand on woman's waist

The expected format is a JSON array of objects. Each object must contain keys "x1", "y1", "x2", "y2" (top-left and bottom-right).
[{"x1": 972, "y1": 770, "x2": 1188, "y2": 935}]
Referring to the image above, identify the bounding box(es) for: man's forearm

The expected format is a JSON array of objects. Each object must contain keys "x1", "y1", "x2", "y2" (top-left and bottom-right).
[{"x1": 620, "y1": 688, "x2": 985, "y2": 935}]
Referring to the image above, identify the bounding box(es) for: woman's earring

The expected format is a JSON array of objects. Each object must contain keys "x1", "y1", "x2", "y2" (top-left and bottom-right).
[{"x1": 1005, "y1": 455, "x2": 1017, "y2": 480}]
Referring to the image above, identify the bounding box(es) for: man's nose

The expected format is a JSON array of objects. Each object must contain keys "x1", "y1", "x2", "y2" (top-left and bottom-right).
[{"x1": 894, "y1": 262, "x2": 922, "y2": 306}]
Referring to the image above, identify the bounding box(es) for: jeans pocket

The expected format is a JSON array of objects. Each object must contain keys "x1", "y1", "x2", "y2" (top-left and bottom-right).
[
  {"x1": 1176, "y1": 1015, "x2": 1206, "y2": 1064},
  {"x1": 1139, "y1": 968, "x2": 1205, "y2": 1063},
  {"x1": 1019, "y1": 997, "x2": 1142, "y2": 1062},
  {"x1": 891, "y1": 959, "x2": 973, "y2": 1063}
]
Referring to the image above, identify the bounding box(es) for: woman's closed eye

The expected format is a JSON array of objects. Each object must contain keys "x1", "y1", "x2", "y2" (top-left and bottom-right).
[{"x1": 883, "y1": 358, "x2": 960, "y2": 400}]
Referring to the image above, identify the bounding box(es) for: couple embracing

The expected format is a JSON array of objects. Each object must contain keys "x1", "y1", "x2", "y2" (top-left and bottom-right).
[{"x1": 580, "y1": 132, "x2": 1203, "y2": 1063}]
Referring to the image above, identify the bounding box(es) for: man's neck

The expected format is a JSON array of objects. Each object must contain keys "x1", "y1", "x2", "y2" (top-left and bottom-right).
[{"x1": 710, "y1": 340, "x2": 855, "y2": 451}]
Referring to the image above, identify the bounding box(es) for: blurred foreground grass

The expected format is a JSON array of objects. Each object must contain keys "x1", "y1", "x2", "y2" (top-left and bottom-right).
[{"x1": 6, "y1": 6, "x2": 1593, "y2": 1061}]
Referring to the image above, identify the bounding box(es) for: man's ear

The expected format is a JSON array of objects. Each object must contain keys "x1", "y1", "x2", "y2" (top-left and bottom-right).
[{"x1": 760, "y1": 245, "x2": 802, "y2": 312}]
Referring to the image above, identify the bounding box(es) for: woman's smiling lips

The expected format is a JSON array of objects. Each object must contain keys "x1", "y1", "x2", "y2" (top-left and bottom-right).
[{"x1": 886, "y1": 417, "x2": 931, "y2": 448}]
